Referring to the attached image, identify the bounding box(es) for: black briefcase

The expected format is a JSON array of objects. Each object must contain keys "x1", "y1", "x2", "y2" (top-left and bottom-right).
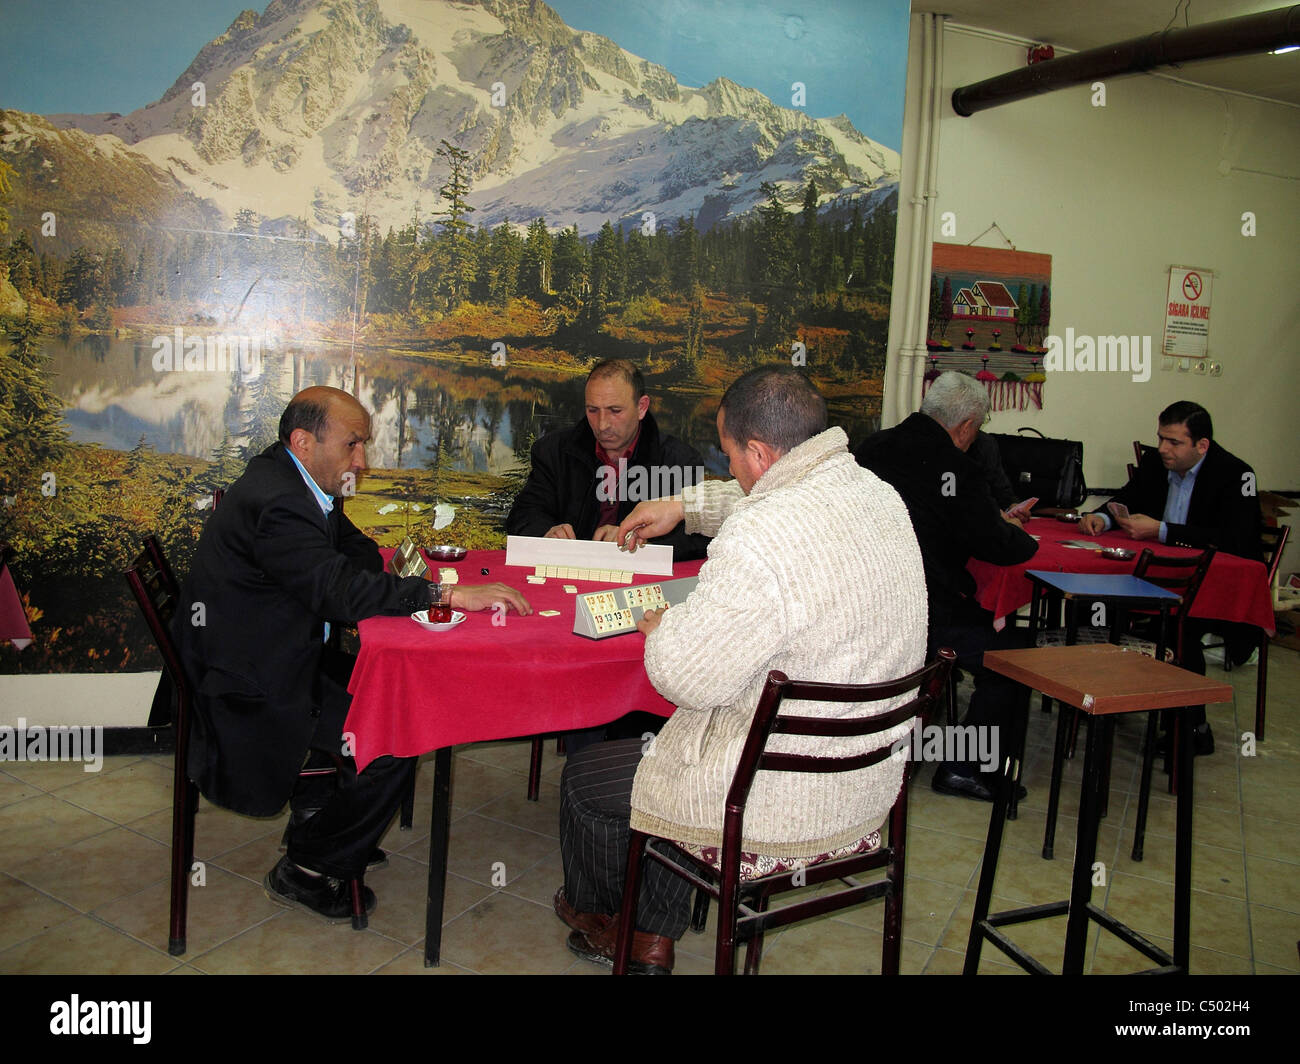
[{"x1": 990, "y1": 429, "x2": 1087, "y2": 509}]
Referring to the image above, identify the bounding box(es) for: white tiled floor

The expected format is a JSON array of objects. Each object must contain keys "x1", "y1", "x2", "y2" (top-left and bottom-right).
[{"x1": 1, "y1": 648, "x2": 1297, "y2": 974}]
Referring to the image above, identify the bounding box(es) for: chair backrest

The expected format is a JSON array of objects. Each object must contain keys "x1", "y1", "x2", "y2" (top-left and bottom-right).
[
  {"x1": 1133, "y1": 441, "x2": 1158, "y2": 466},
  {"x1": 724, "y1": 650, "x2": 956, "y2": 821},
  {"x1": 1126, "y1": 463, "x2": 1137, "y2": 481},
  {"x1": 1132, "y1": 546, "x2": 1216, "y2": 663},
  {"x1": 124, "y1": 538, "x2": 187, "y2": 694},
  {"x1": 1261, "y1": 524, "x2": 1290, "y2": 586}
]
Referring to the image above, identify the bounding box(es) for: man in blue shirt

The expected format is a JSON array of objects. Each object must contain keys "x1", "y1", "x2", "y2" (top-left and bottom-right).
[
  {"x1": 173, "y1": 387, "x2": 531, "y2": 922},
  {"x1": 1079, "y1": 400, "x2": 1262, "y2": 753}
]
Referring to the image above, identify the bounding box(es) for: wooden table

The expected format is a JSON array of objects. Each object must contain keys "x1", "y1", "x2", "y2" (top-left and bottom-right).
[
  {"x1": 1021, "y1": 570, "x2": 1181, "y2": 850},
  {"x1": 963, "y1": 644, "x2": 1233, "y2": 975}
]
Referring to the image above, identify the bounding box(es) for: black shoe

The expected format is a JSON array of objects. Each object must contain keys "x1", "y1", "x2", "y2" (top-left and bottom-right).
[
  {"x1": 263, "y1": 856, "x2": 376, "y2": 923},
  {"x1": 1152, "y1": 724, "x2": 1215, "y2": 757},
  {"x1": 931, "y1": 766, "x2": 1027, "y2": 803}
]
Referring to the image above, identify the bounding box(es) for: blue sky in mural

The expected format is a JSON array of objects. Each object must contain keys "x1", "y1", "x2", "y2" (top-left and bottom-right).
[{"x1": 0, "y1": 0, "x2": 908, "y2": 147}]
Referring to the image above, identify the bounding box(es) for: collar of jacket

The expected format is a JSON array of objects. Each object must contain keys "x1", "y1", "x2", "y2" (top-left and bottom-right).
[
  {"x1": 262, "y1": 442, "x2": 332, "y2": 517},
  {"x1": 563, "y1": 409, "x2": 664, "y2": 467},
  {"x1": 745, "y1": 426, "x2": 851, "y2": 497}
]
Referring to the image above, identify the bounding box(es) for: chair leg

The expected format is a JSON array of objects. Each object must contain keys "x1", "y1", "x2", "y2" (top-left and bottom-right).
[
  {"x1": 715, "y1": 878, "x2": 740, "y2": 976},
  {"x1": 882, "y1": 785, "x2": 909, "y2": 976},
  {"x1": 742, "y1": 891, "x2": 769, "y2": 975},
  {"x1": 169, "y1": 777, "x2": 198, "y2": 957},
  {"x1": 1255, "y1": 633, "x2": 1269, "y2": 743},
  {"x1": 527, "y1": 736, "x2": 543, "y2": 802},
  {"x1": 613, "y1": 831, "x2": 649, "y2": 975},
  {"x1": 349, "y1": 877, "x2": 367, "y2": 930},
  {"x1": 690, "y1": 886, "x2": 710, "y2": 933}
]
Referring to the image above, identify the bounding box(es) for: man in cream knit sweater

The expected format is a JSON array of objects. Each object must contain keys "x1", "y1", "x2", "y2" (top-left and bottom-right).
[{"x1": 554, "y1": 367, "x2": 928, "y2": 973}]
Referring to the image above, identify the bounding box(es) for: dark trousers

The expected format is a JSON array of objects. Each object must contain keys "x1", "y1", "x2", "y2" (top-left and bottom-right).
[
  {"x1": 562, "y1": 710, "x2": 667, "y2": 759},
  {"x1": 559, "y1": 738, "x2": 694, "y2": 938},
  {"x1": 929, "y1": 597, "x2": 1028, "y2": 777},
  {"x1": 285, "y1": 647, "x2": 416, "y2": 879}
]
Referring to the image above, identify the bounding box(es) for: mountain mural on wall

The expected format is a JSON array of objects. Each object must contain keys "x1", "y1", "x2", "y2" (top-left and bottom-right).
[
  {"x1": 32, "y1": 0, "x2": 898, "y2": 239},
  {"x1": 1, "y1": 0, "x2": 908, "y2": 675}
]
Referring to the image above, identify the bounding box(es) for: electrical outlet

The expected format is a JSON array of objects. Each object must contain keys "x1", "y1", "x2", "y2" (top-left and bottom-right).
[
  {"x1": 1162, "y1": 356, "x2": 1175, "y2": 372},
  {"x1": 1208, "y1": 361, "x2": 1223, "y2": 377},
  {"x1": 1192, "y1": 360, "x2": 1208, "y2": 376},
  {"x1": 1178, "y1": 358, "x2": 1191, "y2": 372}
]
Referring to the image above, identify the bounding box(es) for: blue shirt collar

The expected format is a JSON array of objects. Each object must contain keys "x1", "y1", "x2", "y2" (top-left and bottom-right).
[
  {"x1": 285, "y1": 447, "x2": 335, "y2": 516},
  {"x1": 1167, "y1": 452, "x2": 1207, "y2": 487}
]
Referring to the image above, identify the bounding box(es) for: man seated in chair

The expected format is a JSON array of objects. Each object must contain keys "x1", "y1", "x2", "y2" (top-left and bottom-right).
[
  {"x1": 854, "y1": 371, "x2": 1038, "y2": 802},
  {"x1": 506, "y1": 358, "x2": 711, "y2": 754},
  {"x1": 505, "y1": 358, "x2": 710, "y2": 558},
  {"x1": 171, "y1": 386, "x2": 530, "y2": 923},
  {"x1": 1078, "y1": 400, "x2": 1263, "y2": 754},
  {"x1": 552, "y1": 367, "x2": 928, "y2": 973}
]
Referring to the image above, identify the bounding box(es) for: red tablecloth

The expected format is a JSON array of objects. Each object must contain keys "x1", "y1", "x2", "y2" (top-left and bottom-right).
[
  {"x1": 968, "y1": 517, "x2": 1275, "y2": 634},
  {"x1": 347, "y1": 550, "x2": 702, "y2": 772},
  {"x1": 1, "y1": 565, "x2": 33, "y2": 650}
]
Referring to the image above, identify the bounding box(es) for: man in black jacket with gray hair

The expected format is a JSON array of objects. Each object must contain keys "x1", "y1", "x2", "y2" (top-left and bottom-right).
[{"x1": 855, "y1": 371, "x2": 1038, "y2": 801}]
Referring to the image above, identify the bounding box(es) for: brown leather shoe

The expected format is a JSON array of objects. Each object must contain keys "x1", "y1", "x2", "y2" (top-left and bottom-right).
[
  {"x1": 566, "y1": 920, "x2": 674, "y2": 975},
  {"x1": 552, "y1": 887, "x2": 612, "y2": 936}
]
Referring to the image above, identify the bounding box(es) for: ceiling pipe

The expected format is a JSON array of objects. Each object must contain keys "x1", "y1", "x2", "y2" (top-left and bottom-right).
[{"x1": 952, "y1": 5, "x2": 1300, "y2": 116}]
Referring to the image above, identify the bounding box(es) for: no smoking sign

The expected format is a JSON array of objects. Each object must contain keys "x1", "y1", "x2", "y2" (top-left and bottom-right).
[{"x1": 1164, "y1": 266, "x2": 1213, "y2": 358}]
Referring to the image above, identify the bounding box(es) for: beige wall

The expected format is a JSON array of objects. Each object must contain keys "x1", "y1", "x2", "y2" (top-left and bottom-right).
[{"x1": 892, "y1": 19, "x2": 1300, "y2": 492}]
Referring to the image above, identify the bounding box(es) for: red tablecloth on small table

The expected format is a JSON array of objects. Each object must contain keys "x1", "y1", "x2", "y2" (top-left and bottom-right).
[
  {"x1": 347, "y1": 550, "x2": 702, "y2": 772},
  {"x1": 1, "y1": 565, "x2": 33, "y2": 650},
  {"x1": 968, "y1": 517, "x2": 1275, "y2": 633}
]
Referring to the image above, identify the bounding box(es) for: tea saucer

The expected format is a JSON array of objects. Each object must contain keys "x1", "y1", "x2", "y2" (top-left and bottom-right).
[{"x1": 411, "y1": 610, "x2": 466, "y2": 632}]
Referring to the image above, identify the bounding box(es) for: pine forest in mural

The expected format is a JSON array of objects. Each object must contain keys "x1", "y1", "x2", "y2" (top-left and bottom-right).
[{"x1": 0, "y1": 0, "x2": 907, "y2": 672}]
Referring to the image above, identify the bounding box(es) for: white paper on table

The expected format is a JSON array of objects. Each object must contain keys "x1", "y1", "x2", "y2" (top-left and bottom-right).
[{"x1": 505, "y1": 534, "x2": 673, "y2": 576}]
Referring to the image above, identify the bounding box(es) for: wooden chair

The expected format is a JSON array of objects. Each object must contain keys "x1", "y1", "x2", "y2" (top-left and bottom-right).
[
  {"x1": 1200, "y1": 524, "x2": 1288, "y2": 741},
  {"x1": 125, "y1": 536, "x2": 372, "y2": 955},
  {"x1": 612, "y1": 649, "x2": 955, "y2": 976},
  {"x1": 1035, "y1": 547, "x2": 1215, "y2": 862},
  {"x1": 1133, "y1": 441, "x2": 1158, "y2": 467}
]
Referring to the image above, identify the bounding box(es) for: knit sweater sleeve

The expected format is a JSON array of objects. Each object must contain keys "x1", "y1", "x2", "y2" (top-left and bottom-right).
[
  {"x1": 681, "y1": 479, "x2": 746, "y2": 538},
  {"x1": 643, "y1": 520, "x2": 785, "y2": 712}
]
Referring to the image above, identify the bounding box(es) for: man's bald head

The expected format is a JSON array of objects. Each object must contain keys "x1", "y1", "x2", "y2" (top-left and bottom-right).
[
  {"x1": 278, "y1": 387, "x2": 366, "y2": 446},
  {"x1": 279, "y1": 387, "x2": 372, "y2": 496}
]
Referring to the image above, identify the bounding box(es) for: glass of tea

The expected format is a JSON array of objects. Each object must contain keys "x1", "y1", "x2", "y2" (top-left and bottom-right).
[{"x1": 429, "y1": 586, "x2": 454, "y2": 623}]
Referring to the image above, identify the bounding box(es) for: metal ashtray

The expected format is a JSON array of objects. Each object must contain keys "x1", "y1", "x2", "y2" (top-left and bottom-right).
[
  {"x1": 426, "y1": 545, "x2": 467, "y2": 562},
  {"x1": 1100, "y1": 546, "x2": 1136, "y2": 560}
]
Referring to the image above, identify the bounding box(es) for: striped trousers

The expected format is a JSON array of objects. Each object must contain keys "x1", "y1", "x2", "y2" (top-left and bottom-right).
[{"x1": 559, "y1": 737, "x2": 695, "y2": 938}]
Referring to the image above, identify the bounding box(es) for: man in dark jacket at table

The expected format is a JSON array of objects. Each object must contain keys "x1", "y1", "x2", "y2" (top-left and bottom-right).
[
  {"x1": 1078, "y1": 400, "x2": 1263, "y2": 753},
  {"x1": 855, "y1": 371, "x2": 1038, "y2": 801},
  {"x1": 505, "y1": 360, "x2": 710, "y2": 561},
  {"x1": 171, "y1": 386, "x2": 529, "y2": 923}
]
